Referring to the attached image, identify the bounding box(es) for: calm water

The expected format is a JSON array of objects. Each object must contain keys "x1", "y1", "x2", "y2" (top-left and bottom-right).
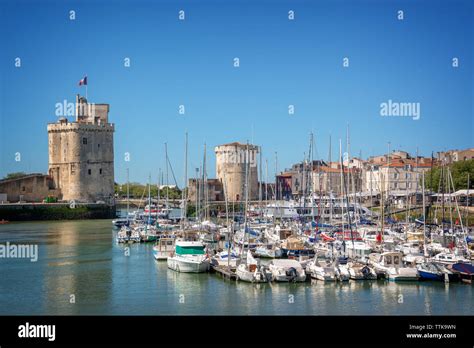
[{"x1": 0, "y1": 220, "x2": 472, "y2": 315}]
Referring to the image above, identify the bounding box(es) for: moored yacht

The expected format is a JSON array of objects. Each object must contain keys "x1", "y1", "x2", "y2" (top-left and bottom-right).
[
  {"x1": 167, "y1": 240, "x2": 210, "y2": 273},
  {"x1": 153, "y1": 237, "x2": 175, "y2": 261},
  {"x1": 369, "y1": 252, "x2": 418, "y2": 281},
  {"x1": 268, "y1": 259, "x2": 306, "y2": 282}
]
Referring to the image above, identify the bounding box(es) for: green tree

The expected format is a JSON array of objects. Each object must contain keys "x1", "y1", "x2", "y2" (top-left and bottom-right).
[
  {"x1": 3, "y1": 172, "x2": 27, "y2": 180},
  {"x1": 424, "y1": 159, "x2": 474, "y2": 192}
]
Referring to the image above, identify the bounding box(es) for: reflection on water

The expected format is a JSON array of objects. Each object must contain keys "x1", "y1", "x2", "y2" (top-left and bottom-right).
[{"x1": 0, "y1": 220, "x2": 472, "y2": 315}]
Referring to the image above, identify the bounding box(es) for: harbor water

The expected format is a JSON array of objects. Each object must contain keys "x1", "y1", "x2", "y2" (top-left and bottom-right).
[{"x1": 0, "y1": 220, "x2": 472, "y2": 315}]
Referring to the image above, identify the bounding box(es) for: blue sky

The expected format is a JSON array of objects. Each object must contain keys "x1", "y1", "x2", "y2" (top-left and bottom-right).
[{"x1": 1, "y1": 0, "x2": 473, "y2": 186}]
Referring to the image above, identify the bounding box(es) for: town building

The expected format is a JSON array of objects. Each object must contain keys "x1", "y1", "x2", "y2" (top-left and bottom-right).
[{"x1": 437, "y1": 148, "x2": 474, "y2": 164}]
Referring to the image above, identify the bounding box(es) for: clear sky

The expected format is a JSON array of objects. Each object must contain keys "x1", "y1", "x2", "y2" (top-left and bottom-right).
[{"x1": 1, "y1": 0, "x2": 473, "y2": 186}]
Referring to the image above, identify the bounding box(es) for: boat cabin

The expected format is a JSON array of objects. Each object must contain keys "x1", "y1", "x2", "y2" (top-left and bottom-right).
[{"x1": 377, "y1": 252, "x2": 403, "y2": 268}]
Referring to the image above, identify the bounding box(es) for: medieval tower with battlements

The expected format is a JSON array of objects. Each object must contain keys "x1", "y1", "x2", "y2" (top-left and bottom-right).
[
  {"x1": 47, "y1": 95, "x2": 115, "y2": 203},
  {"x1": 215, "y1": 142, "x2": 259, "y2": 202}
]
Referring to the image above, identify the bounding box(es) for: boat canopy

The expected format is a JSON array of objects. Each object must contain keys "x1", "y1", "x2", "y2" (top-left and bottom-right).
[{"x1": 176, "y1": 245, "x2": 205, "y2": 255}]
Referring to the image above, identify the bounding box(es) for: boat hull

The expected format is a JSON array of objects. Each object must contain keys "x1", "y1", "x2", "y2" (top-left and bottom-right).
[
  {"x1": 236, "y1": 266, "x2": 269, "y2": 283},
  {"x1": 167, "y1": 256, "x2": 210, "y2": 273},
  {"x1": 418, "y1": 270, "x2": 444, "y2": 281},
  {"x1": 153, "y1": 249, "x2": 173, "y2": 261}
]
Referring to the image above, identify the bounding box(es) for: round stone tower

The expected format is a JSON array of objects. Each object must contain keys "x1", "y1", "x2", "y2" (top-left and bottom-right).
[
  {"x1": 48, "y1": 95, "x2": 115, "y2": 203},
  {"x1": 215, "y1": 142, "x2": 259, "y2": 202}
]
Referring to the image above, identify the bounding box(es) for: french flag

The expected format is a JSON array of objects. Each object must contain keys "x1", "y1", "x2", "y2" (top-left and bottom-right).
[{"x1": 78, "y1": 76, "x2": 88, "y2": 86}]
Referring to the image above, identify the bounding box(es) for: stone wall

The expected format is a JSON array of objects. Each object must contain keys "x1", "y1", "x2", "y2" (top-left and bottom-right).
[
  {"x1": 48, "y1": 114, "x2": 115, "y2": 203},
  {"x1": 0, "y1": 174, "x2": 60, "y2": 202}
]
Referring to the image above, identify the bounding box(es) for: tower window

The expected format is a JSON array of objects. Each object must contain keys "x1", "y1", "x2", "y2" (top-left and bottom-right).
[
  {"x1": 83, "y1": 138, "x2": 88, "y2": 145},
  {"x1": 98, "y1": 144, "x2": 100, "y2": 148},
  {"x1": 88, "y1": 169, "x2": 91, "y2": 175},
  {"x1": 100, "y1": 168, "x2": 102, "y2": 174}
]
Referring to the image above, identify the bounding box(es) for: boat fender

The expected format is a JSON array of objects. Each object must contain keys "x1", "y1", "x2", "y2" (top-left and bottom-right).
[
  {"x1": 286, "y1": 267, "x2": 297, "y2": 281},
  {"x1": 361, "y1": 266, "x2": 370, "y2": 277}
]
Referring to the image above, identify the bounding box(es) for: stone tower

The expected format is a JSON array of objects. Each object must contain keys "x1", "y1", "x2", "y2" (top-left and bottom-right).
[
  {"x1": 215, "y1": 142, "x2": 259, "y2": 202},
  {"x1": 47, "y1": 95, "x2": 115, "y2": 203}
]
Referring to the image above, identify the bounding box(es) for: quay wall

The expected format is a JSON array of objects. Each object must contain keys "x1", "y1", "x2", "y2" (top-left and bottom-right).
[{"x1": 0, "y1": 203, "x2": 116, "y2": 221}]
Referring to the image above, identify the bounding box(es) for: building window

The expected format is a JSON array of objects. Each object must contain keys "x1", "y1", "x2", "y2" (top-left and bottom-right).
[
  {"x1": 88, "y1": 169, "x2": 91, "y2": 175},
  {"x1": 99, "y1": 168, "x2": 102, "y2": 175},
  {"x1": 98, "y1": 144, "x2": 100, "y2": 148},
  {"x1": 83, "y1": 138, "x2": 88, "y2": 145},
  {"x1": 71, "y1": 164, "x2": 76, "y2": 175},
  {"x1": 22, "y1": 186, "x2": 26, "y2": 191}
]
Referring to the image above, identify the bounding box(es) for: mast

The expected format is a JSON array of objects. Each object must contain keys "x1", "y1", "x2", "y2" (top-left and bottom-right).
[
  {"x1": 341, "y1": 146, "x2": 355, "y2": 249},
  {"x1": 302, "y1": 151, "x2": 306, "y2": 209},
  {"x1": 126, "y1": 167, "x2": 130, "y2": 221},
  {"x1": 310, "y1": 132, "x2": 315, "y2": 222},
  {"x1": 265, "y1": 159, "x2": 268, "y2": 202},
  {"x1": 203, "y1": 143, "x2": 208, "y2": 222},
  {"x1": 405, "y1": 162, "x2": 410, "y2": 226},
  {"x1": 223, "y1": 169, "x2": 231, "y2": 268},
  {"x1": 339, "y1": 139, "x2": 344, "y2": 227},
  {"x1": 422, "y1": 172, "x2": 427, "y2": 256},
  {"x1": 197, "y1": 166, "x2": 202, "y2": 223},
  {"x1": 328, "y1": 135, "x2": 333, "y2": 224},
  {"x1": 181, "y1": 132, "x2": 188, "y2": 229},
  {"x1": 157, "y1": 168, "x2": 161, "y2": 213},
  {"x1": 386, "y1": 141, "x2": 391, "y2": 220},
  {"x1": 259, "y1": 147, "x2": 262, "y2": 208},
  {"x1": 380, "y1": 171, "x2": 385, "y2": 244},
  {"x1": 195, "y1": 168, "x2": 199, "y2": 222},
  {"x1": 240, "y1": 142, "x2": 250, "y2": 259},
  {"x1": 465, "y1": 174, "x2": 470, "y2": 227},
  {"x1": 275, "y1": 151, "x2": 278, "y2": 219},
  {"x1": 147, "y1": 173, "x2": 151, "y2": 228},
  {"x1": 165, "y1": 142, "x2": 169, "y2": 209}
]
